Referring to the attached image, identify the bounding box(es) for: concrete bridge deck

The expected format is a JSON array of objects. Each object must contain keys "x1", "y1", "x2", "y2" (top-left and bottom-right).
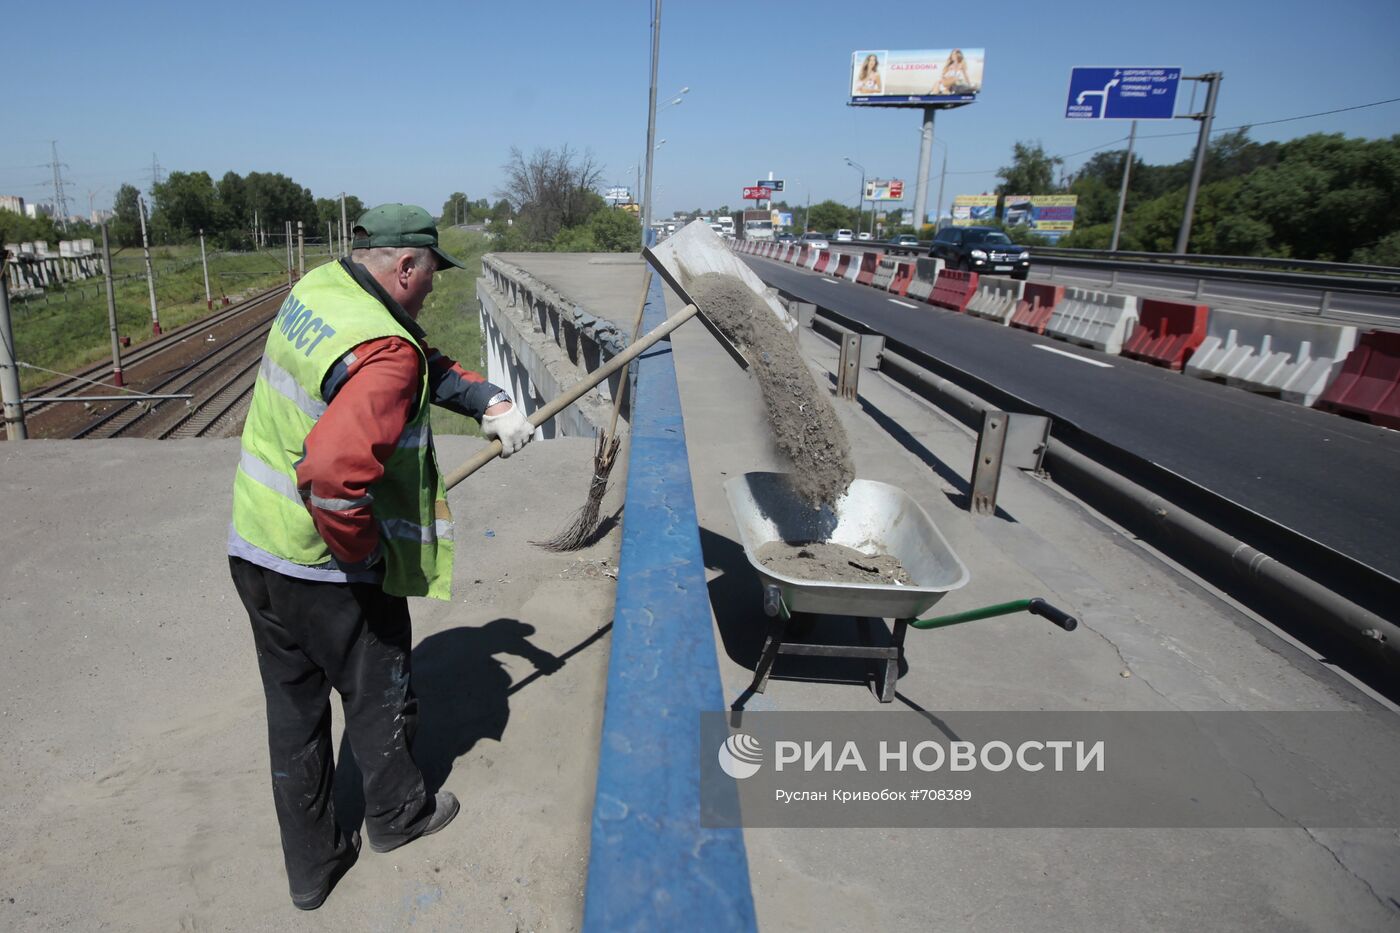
[{"x1": 0, "y1": 251, "x2": 1395, "y2": 931}]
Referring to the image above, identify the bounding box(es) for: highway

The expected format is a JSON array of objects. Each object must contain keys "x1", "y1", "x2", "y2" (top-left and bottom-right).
[{"x1": 741, "y1": 253, "x2": 1400, "y2": 595}]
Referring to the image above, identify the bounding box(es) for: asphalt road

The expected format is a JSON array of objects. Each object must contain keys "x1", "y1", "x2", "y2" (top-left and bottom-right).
[{"x1": 743, "y1": 254, "x2": 1400, "y2": 586}]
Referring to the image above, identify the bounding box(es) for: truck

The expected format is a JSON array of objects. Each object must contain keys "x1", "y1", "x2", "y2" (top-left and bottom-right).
[
  {"x1": 739, "y1": 210, "x2": 773, "y2": 241},
  {"x1": 717, "y1": 215, "x2": 735, "y2": 237}
]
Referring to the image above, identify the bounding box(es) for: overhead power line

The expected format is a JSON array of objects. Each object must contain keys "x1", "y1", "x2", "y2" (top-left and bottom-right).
[{"x1": 943, "y1": 95, "x2": 1400, "y2": 181}]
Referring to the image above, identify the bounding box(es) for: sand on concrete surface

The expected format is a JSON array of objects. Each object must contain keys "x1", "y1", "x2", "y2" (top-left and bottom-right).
[
  {"x1": 756, "y1": 541, "x2": 912, "y2": 585},
  {"x1": 684, "y1": 272, "x2": 854, "y2": 509},
  {"x1": 0, "y1": 435, "x2": 620, "y2": 932}
]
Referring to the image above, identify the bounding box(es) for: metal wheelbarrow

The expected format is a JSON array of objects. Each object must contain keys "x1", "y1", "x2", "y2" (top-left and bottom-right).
[{"x1": 724, "y1": 472, "x2": 1076, "y2": 703}]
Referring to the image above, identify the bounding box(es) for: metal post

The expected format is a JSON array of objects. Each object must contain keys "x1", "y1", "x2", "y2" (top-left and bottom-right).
[
  {"x1": 297, "y1": 221, "x2": 304, "y2": 278},
  {"x1": 912, "y1": 106, "x2": 935, "y2": 234},
  {"x1": 285, "y1": 222, "x2": 293, "y2": 287},
  {"x1": 137, "y1": 196, "x2": 161, "y2": 335},
  {"x1": 641, "y1": 0, "x2": 662, "y2": 235},
  {"x1": 837, "y1": 332, "x2": 862, "y2": 400},
  {"x1": 199, "y1": 228, "x2": 212, "y2": 309},
  {"x1": 340, "y1": 193, "x2": 349, "y2": 258},
  {"x1": 935, "y1": 147, "x2": 947, "y2": 232},
  {"x1": 1110, "y1": 121, "x2": 1137, "y2": 252},
  {"x1": 0, "y1": 249, "x2": 28, "y2": 439},
  {"x1": 1174, "y1": 73, "x2": 1222, "y2": 255},
  {"x1": 328, "y1": 221, "x2": 334, "y2": 257},
  {"x1": 101, "y1": 224, "x2": 124, "y2": 388}
]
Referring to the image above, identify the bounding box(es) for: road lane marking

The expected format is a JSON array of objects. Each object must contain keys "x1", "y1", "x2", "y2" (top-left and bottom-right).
[
  {"x1": 889, "y1": 298, "x2": 919, "y2": 308},
  {"x1": 1033, "y1": 345, "x2": 1113, "y2": 368},
  {"x1": 819, "y1": 277, "x2": 838, "y2": 283}
]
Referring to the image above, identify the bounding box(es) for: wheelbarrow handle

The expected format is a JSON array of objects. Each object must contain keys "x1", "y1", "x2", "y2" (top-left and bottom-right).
[{"x1": 1028, "y1": 598, "x2": 1078, "y2": 632}]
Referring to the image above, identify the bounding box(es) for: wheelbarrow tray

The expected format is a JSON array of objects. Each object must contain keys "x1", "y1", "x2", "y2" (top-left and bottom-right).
[{"x1": 724, "y1": 472, "x2": 969, "y2": 619}]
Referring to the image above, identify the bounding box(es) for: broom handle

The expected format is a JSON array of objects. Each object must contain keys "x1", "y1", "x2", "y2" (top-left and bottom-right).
[
  {"x1": 604, "y1": 268, "x2": 653, "y2": 443},
  {"x1": 444, "y1": 301, "x2": 699, "y2": 491}
]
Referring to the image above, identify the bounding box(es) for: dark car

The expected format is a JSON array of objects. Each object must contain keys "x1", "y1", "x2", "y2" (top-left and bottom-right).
[
  {"x1": 928, "y1": 226, "x2": 1030, "y2": 280},
  {"x1": 775, "y1": 233, "x2": 797, "y2": 243}
]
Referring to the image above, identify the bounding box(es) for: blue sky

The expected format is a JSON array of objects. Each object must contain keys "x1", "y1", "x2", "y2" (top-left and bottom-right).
[{"x1": 3, "y1": 0, "x2": 1398, "y2": 222}]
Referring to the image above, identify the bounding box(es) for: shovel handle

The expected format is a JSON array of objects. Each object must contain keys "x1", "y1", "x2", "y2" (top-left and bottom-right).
[{"x1": 443, "y1": 302, "x2": 700, "y2": 490}]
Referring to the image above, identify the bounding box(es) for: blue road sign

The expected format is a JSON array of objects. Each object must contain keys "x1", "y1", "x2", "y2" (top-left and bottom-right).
[{"x1": 1066, "y1": 67, "x2": 1182, "y2": 119}]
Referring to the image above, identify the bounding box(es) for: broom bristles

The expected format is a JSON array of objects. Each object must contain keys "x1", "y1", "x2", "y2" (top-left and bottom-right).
[{"x1": 533, "y1": 433, "x2": 621, "y2": 551}]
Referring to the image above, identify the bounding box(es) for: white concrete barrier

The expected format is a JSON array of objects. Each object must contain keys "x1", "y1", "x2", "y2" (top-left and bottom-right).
[
  {"x1": 805, "y1": 248, "x2": 822, "y2": 270},
  {"x1": 1044, "y1": 287, "x2": 1140, "y2": 354},
  {"x1": 1185, "y1": 308, "x2": 1359, "y2": 407},
  {"x1": 871, "y1": 256, "x2": 898, "y2": 291},
  {"x1": 842, "y1": 253, "x2": 862, "y2": 283},
  {"x1": 966, "y1": 278, "x2": 1025, "y2": 325},
  {"x1": 905, "y1": 257, "x2": 944, "y2": 302}
]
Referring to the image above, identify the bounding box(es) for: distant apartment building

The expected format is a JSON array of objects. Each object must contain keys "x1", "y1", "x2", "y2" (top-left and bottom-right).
[
  {"x1": 24, "y1": 202, "x2": 54, "y2": 219},
  {"x1": 90, "y1": 209, "x2": 114, "y2": 224},
  {"x1": 0, "y1": 195, "x2": 25, "y2": 215}
]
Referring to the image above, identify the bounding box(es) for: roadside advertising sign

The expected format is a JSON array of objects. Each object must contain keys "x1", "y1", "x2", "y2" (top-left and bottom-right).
[
  {"x1": 755, "y1": 180, "x2": 785, "y2": 192},
  {"x1": 1065, "y1": 67, "x2": 1181, "y2": 119},
  {"x1": 744, "y1": 186, "x2": 774, "y2": 200},
  {"x1": 1002, "y1": 194, "x2": 1078, "y2": 242},
  {"x1": 850, "y1": 49, "x2": 986, "y2": 106},
  {"x1": 865, "y1": 179, "x2": 905, "y2": 201},
  {"x1": 604, "y1": 186, "x2": 631, "y2": 205},
  {"x1": 777, "y1": 212, "x2": 793, "y2": 227},
  {"x1": 951, "y1": 195, "x2": 998, "y2": 226}
]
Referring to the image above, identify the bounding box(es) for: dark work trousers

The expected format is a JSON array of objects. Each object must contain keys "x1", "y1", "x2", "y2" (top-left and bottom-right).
[{"x1": 229, "y1": 556, "x2": 435, "y2": 899}]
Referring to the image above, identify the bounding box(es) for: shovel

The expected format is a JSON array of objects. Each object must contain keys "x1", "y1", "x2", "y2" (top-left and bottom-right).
[{"x1": 443, "y1": 250, "x2": 701, "y2": 491}]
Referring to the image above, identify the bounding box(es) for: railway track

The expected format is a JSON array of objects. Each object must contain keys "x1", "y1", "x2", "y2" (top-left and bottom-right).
[
  {"x1": 23, "y1": 284, "x2": 288, "y2": 422},
  {"x1": 72, "y1": 310, "x2": 275, "y2": 439}
]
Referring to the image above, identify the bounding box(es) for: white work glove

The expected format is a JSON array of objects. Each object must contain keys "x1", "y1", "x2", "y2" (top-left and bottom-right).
[{"x1": 481, "y1": 404, "x2": 534, "y2": 457}]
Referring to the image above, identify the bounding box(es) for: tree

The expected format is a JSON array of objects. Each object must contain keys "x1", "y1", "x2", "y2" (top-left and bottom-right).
[
  {"x1": 152, "y1": 170, "x2": 218, "y2": 239},
  {"x1": 497, "y1": 145, "x2": 605, "y2": 244},
  {"x1": 0, "y1": 208, "x2": 59, "y2": 246},
  {"x1": 588, "y1": 207, "x2": 641, "y2": 252},
  {"x1": 805, "y1": 200, "x2": 857, "y2": 232},
  {"x1": 112, "y1": 183, "x2": 142, "y2": 247},
  {"x1": 997, "y1": 141, "x2": 1063, "y2": 196}
]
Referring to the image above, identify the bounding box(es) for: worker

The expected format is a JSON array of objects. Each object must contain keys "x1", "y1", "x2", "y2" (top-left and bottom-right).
[{"x1": 227, "y1": 203, "x2": 534, "y2": 910}]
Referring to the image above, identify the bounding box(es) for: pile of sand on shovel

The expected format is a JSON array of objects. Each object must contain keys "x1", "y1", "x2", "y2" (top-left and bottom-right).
[{"x1": 685, "y1": 272, "x2": 855, "y2": 509}]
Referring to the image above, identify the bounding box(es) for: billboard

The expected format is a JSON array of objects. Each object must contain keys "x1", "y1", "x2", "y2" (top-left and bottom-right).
[
  {"x1": 743, "y1": 186, "x2": 773, "y2": 200},
  {"x1": 604, "y1": 186, "x2": 631, "y2": 205},
  {"x1": 850, "y1": 49, "x2": 986, "y2": 105},
  {"x1": 951, "y1": 195, "x2": 998, "y2": 226},
  {"x1": 865, "y1": 179, "x2": 905, "y2": 201},
  {"x1": 1002, "y1": 194, "x2": 1078, "y2": 242}
]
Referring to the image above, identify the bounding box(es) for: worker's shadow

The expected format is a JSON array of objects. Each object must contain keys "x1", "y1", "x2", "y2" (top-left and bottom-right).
[{"x1": 332, "y1": 618, "x2": 562, "y2": 827}]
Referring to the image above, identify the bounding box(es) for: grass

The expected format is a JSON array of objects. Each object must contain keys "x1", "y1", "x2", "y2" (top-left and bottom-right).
[
  {"x1": 9, "y1": 228, "x2": 494, "y2": 437},
  {"x1": 11, "y1": 242, "x2": 336, "y2": 391},
  {"x1": 413, "y1": 228, "x2": 493, "y2": 436}
]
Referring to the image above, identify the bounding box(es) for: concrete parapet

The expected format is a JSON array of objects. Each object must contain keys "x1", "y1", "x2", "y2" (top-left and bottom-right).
[
  {"x1": 1185, "y1": 307, "x2": 1359, "y2": 406},
  {"x1": 966, "y1": 278, "x2": 1025, "y2": 325},
  {"x1": 476, "y1": 254, "x2": 623, "y2": 439},
  {"x1": 1045, "y1": 287, "x2": 1139, "y2": 354}
]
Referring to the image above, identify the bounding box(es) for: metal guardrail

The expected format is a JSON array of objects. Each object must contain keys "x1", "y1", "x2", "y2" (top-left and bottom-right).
[{"x1": 819, "y1": 239, "x2": 1400, "y2": 300}]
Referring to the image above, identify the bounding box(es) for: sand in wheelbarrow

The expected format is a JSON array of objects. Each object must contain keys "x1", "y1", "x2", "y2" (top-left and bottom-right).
[
  {"x1": 685, "y1": 272, "x2": 855, "y2": 509},
  {"x1": 757, "y1": 540, "x2": 913, "y2": 585}
]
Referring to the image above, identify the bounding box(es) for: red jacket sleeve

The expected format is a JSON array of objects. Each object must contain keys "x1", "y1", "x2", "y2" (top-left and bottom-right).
[{"x1": 296, "y1": 336, "x2": 420, "y2": 564}]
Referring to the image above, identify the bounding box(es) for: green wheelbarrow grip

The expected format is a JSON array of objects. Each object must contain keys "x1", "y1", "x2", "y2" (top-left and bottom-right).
[{"x1": 911, "y1": 597, "x2": 1078, "y2": 632}]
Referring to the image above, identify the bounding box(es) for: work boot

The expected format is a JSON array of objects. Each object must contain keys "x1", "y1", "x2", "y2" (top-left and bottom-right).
[
  {"x1": 369, "y1": 792, "x2": 460, "y2": 854},
  {"x1": 291, "y1": 829, "x2": 361, "y2": 911}
]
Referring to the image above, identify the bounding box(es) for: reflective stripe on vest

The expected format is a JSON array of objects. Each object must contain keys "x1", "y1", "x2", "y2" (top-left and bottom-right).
[{"x1": 230, "y1": 261, "x2": 454, "y2": 599}]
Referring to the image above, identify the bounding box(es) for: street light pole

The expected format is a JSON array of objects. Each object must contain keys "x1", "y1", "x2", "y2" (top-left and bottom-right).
[
  {"x1": 642, "y1": 0, "x2": 662, "y2": 236},
  {"x1": 845, "y1": 158, "x2": 865, "y2": 236},
  {"x1": 1175, "y1": 72, "x2": 1222, "y2": 255}
]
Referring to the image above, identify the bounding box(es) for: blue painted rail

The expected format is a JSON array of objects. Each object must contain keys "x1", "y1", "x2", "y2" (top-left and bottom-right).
[{"x1": 582, "y1": 242, "x2": 758, "y2": 931}]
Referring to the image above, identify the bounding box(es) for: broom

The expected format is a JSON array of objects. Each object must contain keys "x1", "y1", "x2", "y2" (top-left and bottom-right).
[{"x1": 533, "y1": 268, "x2": 652, "y2": 551}]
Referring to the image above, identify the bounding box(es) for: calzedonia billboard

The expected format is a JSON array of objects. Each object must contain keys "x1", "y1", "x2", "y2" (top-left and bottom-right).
[{"x1": 851, "y1": 49, "x2": 986, "y2": 105}]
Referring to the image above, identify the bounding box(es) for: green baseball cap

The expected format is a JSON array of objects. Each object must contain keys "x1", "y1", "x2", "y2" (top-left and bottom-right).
[{"x1": 351, "y1": 203, "x2": 466, "y2": 271}]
